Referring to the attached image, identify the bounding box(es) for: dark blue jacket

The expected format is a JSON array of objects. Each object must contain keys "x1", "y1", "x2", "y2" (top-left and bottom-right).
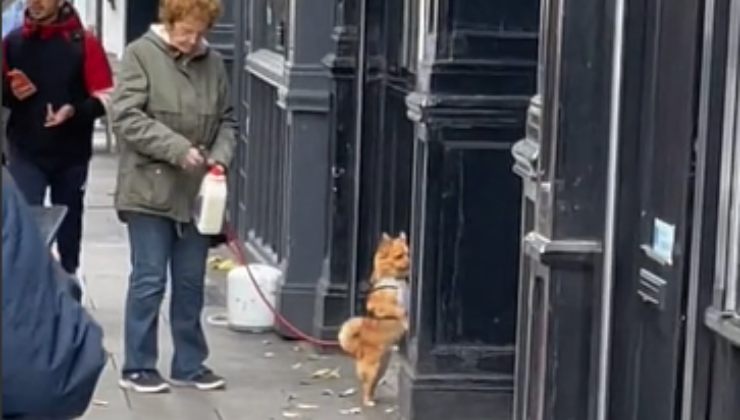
[{"x1": 2, "y1": 168, "x2": 105, "y2": 419}]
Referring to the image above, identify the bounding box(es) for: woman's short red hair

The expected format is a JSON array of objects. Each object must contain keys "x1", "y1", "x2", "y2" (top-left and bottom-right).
[{"x1": 159, "y1": 0, "x2": 222, "y2": 28}]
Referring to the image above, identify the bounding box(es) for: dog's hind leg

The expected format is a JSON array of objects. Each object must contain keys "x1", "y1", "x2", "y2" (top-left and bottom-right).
[
  {"x1": 368, "y1": 350, "x2": 392, "y2": 404},
  {"x1": 358, "y1": 356, "x2": 382, "y2": 407}
]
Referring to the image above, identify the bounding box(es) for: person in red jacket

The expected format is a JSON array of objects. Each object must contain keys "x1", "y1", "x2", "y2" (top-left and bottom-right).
[{"x1": 2, "y1": 0, "x2": 113, "y2": 277}]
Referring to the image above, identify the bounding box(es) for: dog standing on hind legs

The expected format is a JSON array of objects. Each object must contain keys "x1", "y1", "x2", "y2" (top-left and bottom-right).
[{"x1": 338, "y1": 232, "x2": 410, "y2": 407}]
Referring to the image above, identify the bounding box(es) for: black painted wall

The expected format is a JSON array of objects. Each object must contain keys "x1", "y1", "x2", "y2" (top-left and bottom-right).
[
  {"x1": 513, "y1": 0, "x2": 740, "y2": 419},
  {"x1": 512, "y1": 0, "x2": 614, "y2": 417},
  {"x1": 694, "y1": 1, "x2": 740, "y2": 419},
  {"x1": 354, "y1": 0, "x2": 415, "y2": 306},
  {"x1": 125, "y1": 0, "x2": 157, "y2": 44},
  {"x1": 708, "y1": 342, "x2": 740, "y2": 420}
]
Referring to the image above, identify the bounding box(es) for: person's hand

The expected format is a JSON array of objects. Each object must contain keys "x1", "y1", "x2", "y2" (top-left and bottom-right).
[
  {"x1": 181, "y1": 147, "x2": 205, "y2": 170},
  {"x1": 207, "y1": 159, "x2": 225, "y2": 172},
  {"x1": 45, "y1": 104, "x2": 75, "y2": 127},
  {"x1": 7, "y1": 69, "x2": 37, "y2": 100}
]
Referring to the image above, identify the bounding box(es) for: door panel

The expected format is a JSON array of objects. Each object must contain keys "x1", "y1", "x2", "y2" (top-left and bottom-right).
[
  {"x1": 353, "y1": 0, "x2": 415, "y2": 306},
  {"x1": 610, "y1": 0, "x2": 703, "y2": 419}
]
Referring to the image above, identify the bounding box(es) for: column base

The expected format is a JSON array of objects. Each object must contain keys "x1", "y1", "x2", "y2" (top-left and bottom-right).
[
  {"x1": 275, "y1": 282, "x2": 318, "y2": 340},
  {"x1": 398, "y1": 362, "x2": 513, "y2": 420},
  {"x1": 312, "y1": 274, "x2": 351, "y2": 342}
]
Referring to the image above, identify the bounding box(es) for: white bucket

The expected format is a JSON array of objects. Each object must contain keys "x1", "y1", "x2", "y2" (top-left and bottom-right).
[{"x1": 226, "y1": 264, "x2": 282, "y2": 332}]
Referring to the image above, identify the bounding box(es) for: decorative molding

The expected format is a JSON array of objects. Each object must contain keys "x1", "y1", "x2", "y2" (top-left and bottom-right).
[
  {"x1": 246, "y1": 49, "x2": 286, "y2": 88},
  {"x1": 705, "y1": 307, "x2": 740, "y2": 348},
  {"x1": 406, "y1": 92, "x2": 531, "y2": 126},
  {"x1": 277, "y1": 87, "x2": 330, "y2": 112}
]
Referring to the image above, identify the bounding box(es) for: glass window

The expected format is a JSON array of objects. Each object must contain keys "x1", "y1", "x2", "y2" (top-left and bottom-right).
[
  {"x1": 264, "y1": 0, "x2": 287, "y2": 54},
  {"x1": 2, "y1": 0, "x2": 25, "y2": 37},
  {"x1": 400, "y1": 0, "x2": 420, "y2": 72}
]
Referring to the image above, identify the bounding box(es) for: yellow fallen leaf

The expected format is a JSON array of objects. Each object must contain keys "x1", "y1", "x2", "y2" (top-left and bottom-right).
[
  {"x1": 207, "y1": 255, "x2": 239, "y2": 271},
  {"x1": 207, "y1": 256, "x2": 224, "y2": 269},
  {"x1": 216, "y1": 259, "x2": 237, "y2": 271}
]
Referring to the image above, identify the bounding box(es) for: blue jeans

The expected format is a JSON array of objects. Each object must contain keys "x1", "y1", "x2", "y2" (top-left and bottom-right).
[
  {"x1": 122, "y1": 213, "x2": 210, "y2": 380},
  {"x1": 7, "y1": 149, "x2": 88, "y2": 274}
]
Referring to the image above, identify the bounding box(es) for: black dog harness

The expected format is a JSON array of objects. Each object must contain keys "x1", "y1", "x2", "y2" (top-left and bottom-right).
[{"x1": 366, "y1": 278, "x2": 408, "y2": 320}]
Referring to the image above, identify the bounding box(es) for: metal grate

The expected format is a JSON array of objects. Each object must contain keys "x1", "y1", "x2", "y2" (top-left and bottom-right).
[{"x1": 239, "y1": 77, "x2": 288, "y2": 263}]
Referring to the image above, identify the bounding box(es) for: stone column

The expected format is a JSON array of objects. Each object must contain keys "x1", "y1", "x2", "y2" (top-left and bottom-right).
[
  {"x1": 312, "y1": 0, "x2": 360, "y2": 341},
  {"x1": 272, "y1": 0, "x2": 335, "y2": 338},
  {"x1": 398, "y1": 0, "x2": 540, "y2": 418}
]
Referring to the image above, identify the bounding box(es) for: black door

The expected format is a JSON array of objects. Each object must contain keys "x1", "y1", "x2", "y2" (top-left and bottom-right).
[
  {"x1": 95, "y1": 0, "x2": 103, "y2": 38},
  {"x1": 125, "y1": 0, "x2": 158, "y2": 44},
  {"x1": 352, "y1": 0, "x2": 415, "y2": 305},
  {"x1": 609, "y1": 0, "x2": 703, "y2": 418}
]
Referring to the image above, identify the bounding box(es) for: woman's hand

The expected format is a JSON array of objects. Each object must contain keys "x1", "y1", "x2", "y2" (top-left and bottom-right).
[
  {"x1": 207, "y1": 159, "x2": 225, "y2": 172},
  {"x1": 180, "y1": 147, "x2": 205, "y2": 170}
]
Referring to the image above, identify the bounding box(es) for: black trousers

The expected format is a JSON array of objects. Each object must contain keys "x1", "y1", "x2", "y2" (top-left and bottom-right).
[{"x1": 7, "y1": 150, "x2": 89, "y2": 275}]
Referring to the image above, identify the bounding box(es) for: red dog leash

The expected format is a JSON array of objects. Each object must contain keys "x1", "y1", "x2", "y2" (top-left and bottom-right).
[{"x1": 222, "y1": 223, "x2": 340, "y2": 348}]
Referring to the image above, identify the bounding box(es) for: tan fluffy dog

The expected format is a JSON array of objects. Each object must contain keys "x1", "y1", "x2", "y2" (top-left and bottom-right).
[{"x1": 338, "y1": 232, "x2": 410, "y2": 407}]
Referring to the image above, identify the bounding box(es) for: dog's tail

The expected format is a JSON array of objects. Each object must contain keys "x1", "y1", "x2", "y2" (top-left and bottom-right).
[{"x1": 338, "y1": 317, "x2": 364, "y2": 357}]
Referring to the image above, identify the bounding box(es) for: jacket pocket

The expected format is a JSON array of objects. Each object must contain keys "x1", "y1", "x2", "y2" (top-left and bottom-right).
[{"x1": 127, "y1": 162, "x2": 175, "y2": 212}]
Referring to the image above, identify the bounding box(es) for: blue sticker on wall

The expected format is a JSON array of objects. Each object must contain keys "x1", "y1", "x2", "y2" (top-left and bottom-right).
[{"x1": 652, "y1": 218, "x2": 675, "y2": 265}]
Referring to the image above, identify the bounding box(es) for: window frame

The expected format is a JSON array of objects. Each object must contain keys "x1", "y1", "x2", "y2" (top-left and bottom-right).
[
  {"x1": 707, "y1": 0, "x2": 740, "y2": 349},
  {"x1": 251, "y1": 0, "x2": 287, "y2": 55},
  {"x1": 399, "y1": 0, "x2": 420, "y2": 72},
  {"x1": 714, "y1": 0, "x2": 740, "y2": 318}
]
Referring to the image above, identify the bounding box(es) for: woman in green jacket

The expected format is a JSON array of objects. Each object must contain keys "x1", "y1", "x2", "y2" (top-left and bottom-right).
[{"x1": 110, "y1": 0, "x2": 235, "y2": 394}]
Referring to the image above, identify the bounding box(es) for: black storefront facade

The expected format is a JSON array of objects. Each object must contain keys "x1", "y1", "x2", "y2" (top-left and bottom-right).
[
  {"x1": 513, "y1": 0, "x2": 740, "y2": 419},
  {"x1": 221, "y1": 1, "x2": 539, "y2": 419},
  {"x1": 205, "y1": 0, "x2": 540, "y2": 418},
  {"x1": 118, "y1": 0, "x2": 740, "y2": 419}
]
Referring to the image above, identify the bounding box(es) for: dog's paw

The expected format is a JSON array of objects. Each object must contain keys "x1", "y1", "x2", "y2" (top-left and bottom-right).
[{"x1": 363, "y1": 400, "x2": 377, "y2": 407}]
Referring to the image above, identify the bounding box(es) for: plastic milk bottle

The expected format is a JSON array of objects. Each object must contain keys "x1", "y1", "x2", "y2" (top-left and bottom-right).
[{"x1": 195, "y1": 166, "x2": 228, "y2": 235}]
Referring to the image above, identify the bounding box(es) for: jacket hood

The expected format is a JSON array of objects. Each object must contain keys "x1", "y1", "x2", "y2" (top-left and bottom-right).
[
  {"x1": 21, "y1": 1, "x2": 83, "y2": 39},
  {"x1": 146, "y1": 24, "x2": 209, "y2": 58}
]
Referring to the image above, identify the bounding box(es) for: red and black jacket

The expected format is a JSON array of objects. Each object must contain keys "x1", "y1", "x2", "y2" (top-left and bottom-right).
[{"x1": 2, "y1": 2, "x2": 113, "y2": 170}]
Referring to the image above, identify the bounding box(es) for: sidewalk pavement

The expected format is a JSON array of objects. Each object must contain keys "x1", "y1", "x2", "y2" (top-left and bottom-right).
[{"x1": 78, "y1": 145, "x2": 400, "y2": 419}]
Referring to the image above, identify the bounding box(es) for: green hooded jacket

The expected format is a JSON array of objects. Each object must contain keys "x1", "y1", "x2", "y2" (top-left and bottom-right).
[{"x1": 110, "y1": 25, "x2": 236, "y2": 223}]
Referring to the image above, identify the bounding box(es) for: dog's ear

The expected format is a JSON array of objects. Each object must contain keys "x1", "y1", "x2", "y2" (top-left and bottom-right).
[
  {"x1": 398, "y1": 231, "x2": 407, "y2": 241},
  {"x1": 381, "y1": 232, "x2": 392, "y2": 242}
]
